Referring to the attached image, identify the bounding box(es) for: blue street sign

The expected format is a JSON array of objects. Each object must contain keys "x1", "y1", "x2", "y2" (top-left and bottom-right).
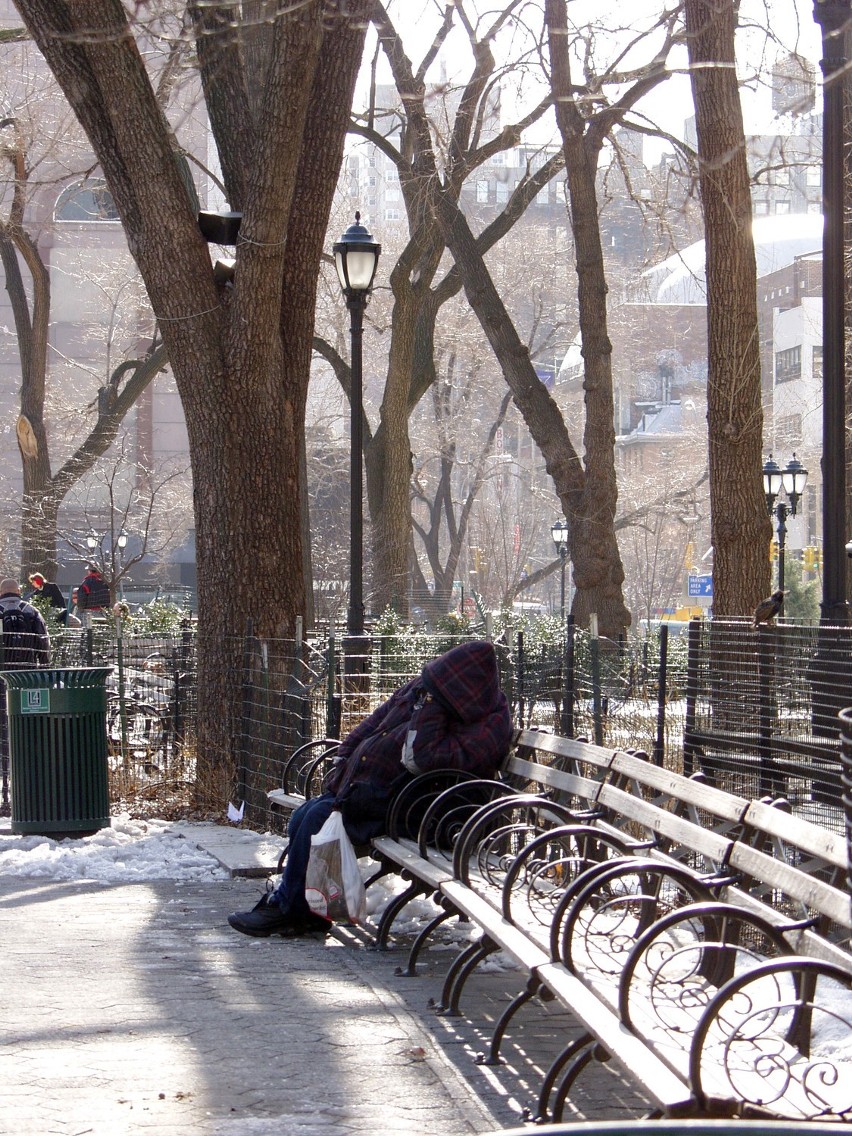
[{"x1": 688, "y1": 574, "x2": 713, "y2": 598}]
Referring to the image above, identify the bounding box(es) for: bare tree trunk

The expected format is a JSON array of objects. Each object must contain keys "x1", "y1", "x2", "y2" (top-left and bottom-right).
[
  {"x1": 431, "y1": 191, "x2": 631, "y2": 638},
  {"x1": 15, "y1": 0, "x2": 370, "y2": 808},
  {"x1": 684, "y1": 0, "x2": 771, "y2": 616},
  {"x1": 368, "y1": 281, "x2": 422, "y2": 617}
]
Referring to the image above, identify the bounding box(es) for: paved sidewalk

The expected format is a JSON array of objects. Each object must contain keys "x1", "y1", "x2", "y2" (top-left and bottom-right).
[
  {"x1": 0, "y1": 824, "x2": 646, "y2": 1135},
  {"x1": 0, "y1": 870, "x2": 512, "y2": 1136}
]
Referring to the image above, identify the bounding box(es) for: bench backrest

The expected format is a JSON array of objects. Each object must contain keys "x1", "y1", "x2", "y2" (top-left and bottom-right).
[{"x1": 507, "y1": 729, "x2": 852, "y2": 957}]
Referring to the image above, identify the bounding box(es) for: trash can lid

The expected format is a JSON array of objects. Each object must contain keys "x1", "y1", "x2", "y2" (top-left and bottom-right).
[{"x1": 0, "y1": 666, "x2": 113, "y2": 689}]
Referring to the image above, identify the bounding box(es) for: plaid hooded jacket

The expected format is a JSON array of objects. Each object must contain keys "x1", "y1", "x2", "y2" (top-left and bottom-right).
[{"x1": 326, "y1": 640, "x2": 512, "y2": 833}]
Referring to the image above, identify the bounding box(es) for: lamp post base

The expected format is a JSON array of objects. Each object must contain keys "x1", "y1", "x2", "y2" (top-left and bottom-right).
[{"x1": 342, "y1": 633, "x2": 371, "y2": 731}]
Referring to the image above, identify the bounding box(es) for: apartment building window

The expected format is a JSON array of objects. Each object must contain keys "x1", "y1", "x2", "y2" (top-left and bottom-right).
[
  {"x1": 476, "y1": 180, "x2": 489, "y2": 203},
  {"x1": 754, "y1": 199, "x2": 769, "y2": 215},
  {"x1": 811, "y1": 345, "x2": 823, "y2": 379},
  {"x1": 806, "y1": 165, "x2": 821, "y2": 187},
  {"x1": 775, "y1": 344, "x2": 801, "y2": 383},
  {"x1": 775, "y1": 200, "x2": 791, "y2": 214}
]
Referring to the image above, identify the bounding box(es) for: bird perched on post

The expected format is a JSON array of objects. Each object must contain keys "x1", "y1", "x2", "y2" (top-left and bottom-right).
[{"x1": 753, "y1": 590, "x2": 784, "y2": 628}]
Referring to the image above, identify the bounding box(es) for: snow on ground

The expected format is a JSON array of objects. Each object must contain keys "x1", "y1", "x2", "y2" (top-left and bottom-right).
[{"x1": 0, "y1": 814, "x2": 232, "y2": 883}]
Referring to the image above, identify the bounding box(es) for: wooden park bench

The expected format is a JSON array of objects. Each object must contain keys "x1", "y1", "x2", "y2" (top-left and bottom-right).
[{"x1": 266, "y1": 728, "x2": 852, "y2": 1124}]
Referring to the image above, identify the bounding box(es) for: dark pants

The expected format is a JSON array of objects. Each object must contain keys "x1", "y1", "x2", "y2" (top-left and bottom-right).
[{"x1": 270, "y1": 793, "x2": 338, "y2": 918}]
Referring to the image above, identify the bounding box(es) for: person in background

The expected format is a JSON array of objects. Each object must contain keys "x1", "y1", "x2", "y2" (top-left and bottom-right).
[
  {"x1": 77, "y1": 565, "x2": 110, "y2": 612},
  {"x1": 0, "y1": 578, "x2": 51, "y2": 770},
  {"x1": 0, "y1": 579, "x2": 50, "y2": 668},
  {"x1": 228, "y1": 639, "x2": 513, "y2": 938},
  {"x1": 28, "y1": 573, "x2": 72, "y2": 625}
]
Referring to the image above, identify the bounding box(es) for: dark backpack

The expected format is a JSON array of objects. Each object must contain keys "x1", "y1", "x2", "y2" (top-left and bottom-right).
[{"x1": 0, "y1": 602, "x2": 38, "y2": 666}]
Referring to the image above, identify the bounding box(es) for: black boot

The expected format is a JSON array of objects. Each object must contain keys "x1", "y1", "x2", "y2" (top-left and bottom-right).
[{"x1": 227, "y1": 894, "x2": 296, "y2": 937}]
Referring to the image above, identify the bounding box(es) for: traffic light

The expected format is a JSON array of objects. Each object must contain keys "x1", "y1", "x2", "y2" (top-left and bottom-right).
[
  {"x1": 803, "y1": 546, "x2": 816, "y2": 574},
  {"x1": 770, "y1": 540, "x2": 779, "y2": 563}
]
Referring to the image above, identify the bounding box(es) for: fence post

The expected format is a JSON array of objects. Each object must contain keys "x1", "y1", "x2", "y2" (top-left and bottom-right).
[
  {"x1": 237, "y1": 618, "x2": 254, "y2": 813},
  {"x1": 589, "y1": 614, "x2": 603, "y2": 746},
  {"x1": 517, "y1": 630, "x2": 525, "y2": 728},
  {"x1": 653, "y1": 622, "x2": 668, "y2": 766},
  {"x1": 560, "y1": 614, "x2": 575, "y2": 737},
  {"x1": 173, "y1": 615, "x2": 192, "y2": 754},
  {"x1": 683, "y1": 616, "x2": 702, "y2": 775},
  {"x1": 839, "y1": 706, "x2": 852, "y2": 928},
  {"x1": 326, "y1": 634, "x2": 341, "y2": 739},
  {"x1": 757, "y1": 626, "x2": 779, "y2": 798}
]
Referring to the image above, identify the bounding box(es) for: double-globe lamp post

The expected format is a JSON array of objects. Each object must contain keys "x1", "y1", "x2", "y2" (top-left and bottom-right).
[
  {"x1": 87, "y1": 530, "x2": 128, "y2": 603},
  {"x1": 762, "y1": 454, "x2": 808, "y2": 595},
  {"x1": 333, "y1": 213, "x2": 381, "y2": 642}
]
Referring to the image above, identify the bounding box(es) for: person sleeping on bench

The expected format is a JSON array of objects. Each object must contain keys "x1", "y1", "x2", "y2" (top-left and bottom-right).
[{"x1": 228, "y1": 639, "x2": 513, "y2": 938}]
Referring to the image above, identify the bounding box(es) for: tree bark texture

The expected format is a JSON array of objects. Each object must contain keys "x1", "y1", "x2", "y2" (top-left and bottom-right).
[
  {"x1": 684, "y1": 0, "x2": 771, "y2": 616},
  {"x1": 544, "y1": 0, "x2": 639, "y2": 637},
  {"x1": 14, "y1": 0, "x2": 370, "y2": 806}
]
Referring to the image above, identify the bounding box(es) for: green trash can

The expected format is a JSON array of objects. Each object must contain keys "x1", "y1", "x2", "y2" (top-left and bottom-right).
[{"x1": 3, "y1": 667, "x2": 113, "y2": 837}]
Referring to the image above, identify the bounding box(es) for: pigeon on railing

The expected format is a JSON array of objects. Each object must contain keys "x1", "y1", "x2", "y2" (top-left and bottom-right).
[{"x1": 752, "y1": 589, "x2": 784, "y2": 628}]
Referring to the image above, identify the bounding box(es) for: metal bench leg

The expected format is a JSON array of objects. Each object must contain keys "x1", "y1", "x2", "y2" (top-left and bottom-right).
[
  {"x1": 533, "y1": 1032, "x2": 594, "y2": 1123},
  {"x1": 551, "y1": 1040, "x2": 606, "y2": 1122},
  {"x1": 434, "y1": 934, "x2": 498, "y2": 1017},
  {"x1": 363, "y1": 861, "x2": 391, "y2": 890},
  {"x1": 394, "y1": 901, "x2": 456, "y2": 978},
  {"x1": 478, "y1": 974, "x2": 542, "y2": 1066},
  {"x1": 372, "y1": 875, "x2": 430, "y2": 951}
]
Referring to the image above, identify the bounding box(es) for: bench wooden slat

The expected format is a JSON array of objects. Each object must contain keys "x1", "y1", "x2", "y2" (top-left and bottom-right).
[
  {"x1": 370, "y1": 835, "x2": 453, "y2": 892},
  {"x1": 513, "y1": 730, "x2": 618, "y2": 776},
  {"x1": 503, "y1": 755, "x2": 607, "y2": 807},
  {"x1": 533, "y1": 961, "x2": 697, "y2": 1113},
  {"x1": 741, "y1": 797, "x2": 848, "y2": 870},
  {"x1": 594, "y1": 781, "x2": 735, "y2": 868},
  {"x1": 725, "y1": 841, "x2": 852, "y2": 931},
  {"x1": 267, "y1": 789, "x2": 305, "y2": 812},
  {"x1": 607, "y1": 751, "x2": 751, "y2": 824}
]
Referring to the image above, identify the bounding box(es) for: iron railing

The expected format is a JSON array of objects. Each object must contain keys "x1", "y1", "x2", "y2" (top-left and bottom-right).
[{"x1": 2, "y1": 618, "x2": 849, "y2": 843}]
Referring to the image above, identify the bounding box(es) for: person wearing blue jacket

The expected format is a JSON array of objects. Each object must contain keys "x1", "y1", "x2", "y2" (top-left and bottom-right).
[{"x1": 228, "y1": 639, "x2": 513, "y2": 938}]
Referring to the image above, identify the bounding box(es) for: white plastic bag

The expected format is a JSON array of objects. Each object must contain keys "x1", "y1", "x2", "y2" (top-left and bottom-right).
[{"x1": 304, "y1": 809, "x2": 367, "y2": 924}]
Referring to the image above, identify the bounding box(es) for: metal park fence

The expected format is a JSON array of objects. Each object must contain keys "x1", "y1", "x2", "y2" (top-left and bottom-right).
[
  {"x1": 0, "y1": 620, "x2": 196, "y2": 817},
  {"x1": 238, "y1": 618, "x2": 850, "y2": 837},
  {"x1": 2, "y1": 616, "x2": 848, "y2": 841}
]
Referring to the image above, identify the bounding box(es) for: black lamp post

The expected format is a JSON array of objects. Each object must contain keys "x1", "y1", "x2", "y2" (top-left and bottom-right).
[
  {"x1": 333, "y1": 213, "x2": 381, "y2": 639},
  {"x1": 551, "y1": 519, "x2": 570, "y2": 619},
  {"x1": 762, "y1": 454, "x2": 808, "y2": 594},
  {"x1": 813, "y1": 0, "x2": 850, "y2": 624}
]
